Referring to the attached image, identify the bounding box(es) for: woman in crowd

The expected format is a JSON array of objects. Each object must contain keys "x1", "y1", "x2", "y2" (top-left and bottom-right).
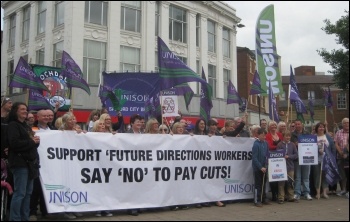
[
  {"x1": 265, "y1": 120, "x2": 283, "y2": 201},
  {"x1": 7, "y1": 102, "x2": 40, "y2": 221},
  {"x1": 313, "y1": 122, "x2": 335, "y2": 199},
  {"x1": 145, "y1": 118, "x2": 160, "y2": 134},
  {"x1": 159, "y1": 124, "x2": 170, "y2": 134},
  {"x1": 87, "y1": 110, "x2": 100, "y2": 132},
  {"x1": 99, "y1": 113, "x2": 114, "y2": 133},
  {"x1": 277, "y1": 121, "x2": 287, "y2": 134}
]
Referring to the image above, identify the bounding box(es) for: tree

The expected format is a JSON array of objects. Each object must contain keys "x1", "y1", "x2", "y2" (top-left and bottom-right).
[{"x1": 317, "y1": 10, "x2": 349, "y2": 90}]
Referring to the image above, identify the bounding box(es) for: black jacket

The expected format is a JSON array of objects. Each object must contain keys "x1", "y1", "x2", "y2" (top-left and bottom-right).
[{"x1": 7, "y1": 120, "x2": 39, "y2": 168}]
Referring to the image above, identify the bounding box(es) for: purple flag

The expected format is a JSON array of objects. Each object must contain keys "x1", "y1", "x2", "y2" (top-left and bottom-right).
[
  {"x1": 322, "y1": 144, "x2": 341, "y2": 186},
  {"x1": 227, "y1": 80, "x2": 242, "y2": 104},
  {"x1": 324, "y1": 86, "x2": 333, "y2": 115},
  {"x1": 61, "y1": 51, "x2": 91, "y2": 95},
  {"x1": 157, "y1": 37, "x2": 207, "y2": 91},
  {"x1": 199, "y1": 67, "x2": 213, "y2": 123},
  {"x1": 249, "y1": 70, "x2": 266, "y2": 95},
  {"x1": 308, "y1": 99, "x2": 315, "y2": 123},
  {"x1": 145, "y1": 92, "x2": 161, "y2": 120},
  {"x1": 290, "y1": 65, "x2": 308, "y2": 114},
  {"x1": 173, "y1": 83, "x2": 194, "y2": 111},
  {"x1": 98, "y1": 84, "x2": 124, "y2": 111},
  {"x1": 239, "y1": 97, "x2": 247, "y2": 112},
  {"x1": 268, "y1": 80, "x2": 279, "y2": 122},
  {"x1": 9, "y1": 57, "x2": 50, "y2": 91},
  {"x1": 28, "y1": 89, "x2": 52, "y2": 111}
]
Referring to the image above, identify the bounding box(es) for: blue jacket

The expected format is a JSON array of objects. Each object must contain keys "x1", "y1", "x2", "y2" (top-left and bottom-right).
[{"x1": 252, "y1": 139, "x2": 269, "y2": 172}]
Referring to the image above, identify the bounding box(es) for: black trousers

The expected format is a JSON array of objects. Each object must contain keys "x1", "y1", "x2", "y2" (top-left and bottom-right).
[
  {"x1": 30, "y1": 177, "x2": 47, "y2": 216},
  {"x1": 254, "y1": 170, "x2": 267, "y2": 203}
]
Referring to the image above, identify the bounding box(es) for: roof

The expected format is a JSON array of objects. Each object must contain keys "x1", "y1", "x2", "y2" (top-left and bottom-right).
[{"x1": 281, "y1": 75, "x2": 334, "y2": 84}]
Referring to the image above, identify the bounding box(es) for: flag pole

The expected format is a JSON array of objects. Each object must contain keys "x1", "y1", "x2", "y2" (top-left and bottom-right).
[
  {"x1": 70, "y1": 87, "x2": 74, "y2": 113},
  {"x1": 286, "y1": 85, "x2": 291, "y2": 124},
  {"x1": 25, "y1": 88, "x2": 29, "y2": 106}
]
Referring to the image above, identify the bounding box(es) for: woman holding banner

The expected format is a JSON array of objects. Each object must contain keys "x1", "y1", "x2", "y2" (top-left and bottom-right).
[{"x1": 312, "y1": 122, "x2": 335, "y2": 199}]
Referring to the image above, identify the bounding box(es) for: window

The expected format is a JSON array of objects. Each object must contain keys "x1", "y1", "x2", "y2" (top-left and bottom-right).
[
  {"x1": 9, "y1": 14, "x2": 16, "y2": 47},
  {"x1": 85, "y1": 1, "x2": 108, "y2": 26},
  {"x1": 169, "y1": 5, "x2": 187, "y2": 43},
  {"x1": 121, "y1": 1, "x2": 141, "y2": 32},
  {"x1": 307, "y1": 91, "x2": 315, "y2": 100},
  {"x1": 196, "y1": 14, "x2": 200, "y2": 47},
  {"x1": 208, "y1": 64, "x2": 216, "y2": 98},
  {"x1": 337, "y1": 92, "x2": 347, "y2": 109},
  {"x1": 55, "y1": 1, "x2": 65, "y2": 27},
  {"x1": 223, "y1": 27, "x2": 230, "y2": 58},
  {"x1": 207, "y1": 20, "x2": 216, "y2": 53},
  {"x1": 120, "y1": 46, "x2": 140, "y2": 72},
  {"x1": 8, "y1": 60, "x2": 22, "y2": 94},
  {"x1": 53, "y1": 41, "x2": 63, "y2": 67},
  {"x1": 22, "y1": 6, "x2": 30, "y2": 42},
  {"x1": 177, "y1": 56, "x2": 187, "y2": 65},
  {"x1": 37, "y1": 1, "x2": 46, "y2": 34},
  {"x1": 196, "y1": 60, "x2": 200, "y2": 95},
  {"x1": 83, "y1": 40, "x2": 107, "y2": 85},
  {"x1": 36, "y1": 48, "x2": 45, "y2": 65},
  {"x1": 155, "y1": 1, "x2": 160, "y2": 36},
  {"x1": 155, "y1": 52, "x2": 158, "y2": 72},
  {"x1": 223, "y1": 69, "x2": 230, "y2": 99}
]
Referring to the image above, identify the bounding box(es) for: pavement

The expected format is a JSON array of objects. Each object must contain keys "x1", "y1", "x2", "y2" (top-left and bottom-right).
[{"x1": 32, "y1": 193, "x2": 349, "y2": 221}]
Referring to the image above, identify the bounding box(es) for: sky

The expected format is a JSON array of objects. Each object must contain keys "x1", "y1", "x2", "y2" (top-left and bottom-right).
[
  {"x1": 225, "y1": 1, "x2": 349, "y2": 75},
  {"x1": 1, "y1": 2, "x2": 349, "y2": 75}
]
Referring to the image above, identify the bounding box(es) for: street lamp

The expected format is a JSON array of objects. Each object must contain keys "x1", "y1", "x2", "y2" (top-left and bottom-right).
[{"x1": 237, "y1": 23, "x2": 245, "y2": 28}]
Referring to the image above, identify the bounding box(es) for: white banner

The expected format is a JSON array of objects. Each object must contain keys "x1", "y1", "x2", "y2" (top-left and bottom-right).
[
  {"x1": 161, "y1": 90, "x2": 179, "y2": 117},
  {"x1": 36, "y1": 131, "x2": 255, "y2": 213},
  {"x1": 268, "y1": 158, "x2": 287, "y2": 182},
  {"x1": 298, "y1": 135, "x2": 318, "y2": 165}
]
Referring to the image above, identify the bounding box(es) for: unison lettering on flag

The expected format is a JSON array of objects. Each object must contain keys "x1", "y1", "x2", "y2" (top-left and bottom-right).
[
  {"x1": 255, "y1": 4, "x2": 283, "y2": 96},
  {"x1": 9, "y1": 57, "x2": 50, "y2": 92},
  {"x1": 227, "y1": 80, "x2": 241, "y2": 105},
  {"x1": 28, "y1": 89, "x2": 52, "y2": 111},
  {"x1": 157, "y1": 37, "x2": 207, "y2": 91}
]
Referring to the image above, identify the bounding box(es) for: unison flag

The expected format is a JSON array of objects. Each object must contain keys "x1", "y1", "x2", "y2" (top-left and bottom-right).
[
  {"x1": 28, "y1": 89, "x2": 52, "y2": 111},
  {"x1": 61, "y1": 51, "x2": 91, "y2": 95},
  {"x1": 199, "y1": 67, "x2": 213, "y2": 123},
  {"x1": 268, "y1": 80, "x2": 279, "y2": 122},
  {"x1": 322, "y1": 144, "x2": 341, "y2": 186},
  {"x1": 290, "y1": 65, "x2": 308, "y2": 116},
  {"x1": 227, "y1": 80, "x2": 242, "y2": 105},
  {"x1": 249, "y1": 70, "x2": 266, "y2": 95},
  {"x1": 324, "y1": 86, "x2": 333, "y2": 115},
  {"x1": 255, "y1": 4, "x2": 283, "y2": 96},
  {"x1": 99, "y1": 85, "x2": 125, "y2": 111},
  {"x1": 239, "y1": 97, "x2": 247, "y2": 112},
  {"x1": 157, "y1": 37, "x2": 207, "y2": 91},
  {"x1": 9, "y1": 57, "x2": 50, "y2": 92}
]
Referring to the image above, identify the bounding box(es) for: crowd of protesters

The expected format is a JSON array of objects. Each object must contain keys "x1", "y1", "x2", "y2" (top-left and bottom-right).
[{"x1": 1, "y1": 96, "x2": 349, "y2": 220}]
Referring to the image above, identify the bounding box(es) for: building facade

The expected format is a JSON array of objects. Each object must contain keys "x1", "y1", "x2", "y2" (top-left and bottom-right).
[
  {"x1": 1, "y1": 1, "x2": 244, "y2": 124},
  {"x1": 280, "y1": 66, "x2": 349, "y2": 132}
]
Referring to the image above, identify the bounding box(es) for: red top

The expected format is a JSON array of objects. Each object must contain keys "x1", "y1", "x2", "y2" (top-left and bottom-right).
[{"x1": 266, "y1": 132, "x2": 283, "y2": 150}]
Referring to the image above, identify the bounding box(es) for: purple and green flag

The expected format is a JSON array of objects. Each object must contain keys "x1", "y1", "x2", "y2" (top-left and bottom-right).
[
  {"x1": 199, "y1": 67, "x2": 213, "y2": 123},
  {"x1": 290, "y1": 65, "x2": 307, "y2": 123},
  {"x1": 239, "y1": 97, "x2": 247, "y2": 112},
  {"x1": 249, "y1": 70, "x2": 266, "y2": 95},
  {"x1": 9, "y1": 57, "x2": 50, "y2": 92},
  {"x1": 28, "y1": 89, "x2": 52, "y2": 111},
  {"x1": 173, "y1": 83, "x2": 194, "y2": 111},
  {"x1": 61, "y1": 51, "x2": 91, "y2": 95},
  {"x1": 227, "y1": 80, "x2": 242, "y2": 104},
  {"x1": 145, "y1": 92, "x2": 161, "y2": 120},
  {"x1": 99, "y1": 84, "x2": 126, "y2": 111},
  {"x1": 157, "y1": 37, "x2": 207, "y2": 91},
  {"x1": 268, "y1": 80, "x2": 279, "y2": 122}
]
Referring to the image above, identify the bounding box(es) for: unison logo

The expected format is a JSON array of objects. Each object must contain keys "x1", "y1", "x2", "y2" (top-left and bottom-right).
[
  {"x1": 223, "y1": 178, "x2": 254, "y2": 195},
  {"x1": 45, "y1": 184, "x2": 89, "y2": 206}
]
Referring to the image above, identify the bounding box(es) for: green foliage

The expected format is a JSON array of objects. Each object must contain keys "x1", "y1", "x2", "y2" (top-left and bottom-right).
[{"x1": 317, "y1": 10, "x2": 349, "y2": 90}]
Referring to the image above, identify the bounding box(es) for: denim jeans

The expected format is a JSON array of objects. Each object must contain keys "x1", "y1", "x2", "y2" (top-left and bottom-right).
[
  {"x1": 10, "y1": 167, "x2": 34, "y2": 221},
  {"x1": 294, "y1": 161, "x2": 310, "y2": 196}
]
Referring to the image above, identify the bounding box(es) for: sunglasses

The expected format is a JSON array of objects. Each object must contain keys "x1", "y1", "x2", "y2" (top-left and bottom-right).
[{"x1": 290, "y1": 125, "x2": 295, "y2": 127}]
